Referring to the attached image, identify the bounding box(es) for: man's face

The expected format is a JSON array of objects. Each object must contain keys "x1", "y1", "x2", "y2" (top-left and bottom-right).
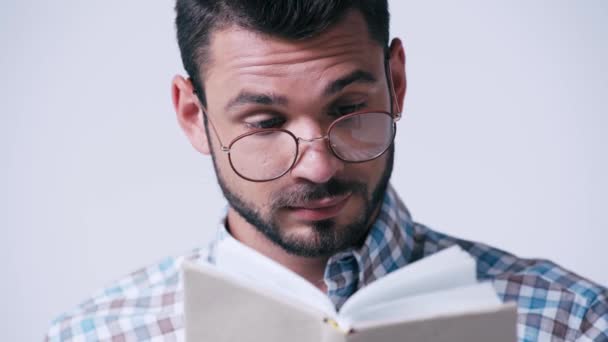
[{"x1": 183, "y1": 11, "x2": 405, "y2": 257}]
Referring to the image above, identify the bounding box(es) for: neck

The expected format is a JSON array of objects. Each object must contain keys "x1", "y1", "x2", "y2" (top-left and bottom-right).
[{"x1": 226, "y1": 208, "x2": 329, "y2": 292}]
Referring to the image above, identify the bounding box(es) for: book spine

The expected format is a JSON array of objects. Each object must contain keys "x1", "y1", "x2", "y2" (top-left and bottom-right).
[{"x1": 321, "y1": 318, "x2": 348, "y2": 342}]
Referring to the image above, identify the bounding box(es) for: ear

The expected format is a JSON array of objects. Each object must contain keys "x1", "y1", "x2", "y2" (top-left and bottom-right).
[
  {"x1": 171, "y1": 75, "x2": 210, "y2": 155},
  {"x1": 388, "y1": 38, "x2": 406, "y2": 115}
]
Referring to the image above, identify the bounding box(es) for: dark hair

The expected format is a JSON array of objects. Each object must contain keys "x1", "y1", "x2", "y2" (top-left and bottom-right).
[{"x1": 175, "y1": 0, "x2": 390, "y2": 106}]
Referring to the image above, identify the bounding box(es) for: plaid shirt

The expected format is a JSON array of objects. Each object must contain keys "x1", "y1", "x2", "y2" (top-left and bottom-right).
[{"x1": 46, "y1": 185, "x2": 608, "y2": 341}]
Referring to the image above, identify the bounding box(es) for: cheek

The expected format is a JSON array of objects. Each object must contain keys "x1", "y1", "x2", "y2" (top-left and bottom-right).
[
  {"x1": 212, "y1": 147, "x2": 235, "y2": 180},
  {"x1": 350, "y1": 154, "x2": 389, "y2": 189},
  {"x1": 214, "y1": 149, "x2": 276, "y2": 206}
]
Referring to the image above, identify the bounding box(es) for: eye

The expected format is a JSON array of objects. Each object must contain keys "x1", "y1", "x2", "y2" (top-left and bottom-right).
[
  {"x1": 331, "y1": 102, "x2": 367, "y2": 117},
  {"x1": 245, "y1": 116, "x2": 286, "y2": 129}
]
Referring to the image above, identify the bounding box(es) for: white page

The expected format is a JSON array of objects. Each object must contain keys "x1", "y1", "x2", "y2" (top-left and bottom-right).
[
  {"x1": 214, "y1": 234, "x2": 336, "y2": 316},
  {"x1": 339, "y1": 246, "x2": 476, "y2": 317},
  {"x1": 183, "y1": 261, "x2": 331, "y2": 342},
  {"x1": 342, "y1": 282, "x2": 502, "y2": 330}
]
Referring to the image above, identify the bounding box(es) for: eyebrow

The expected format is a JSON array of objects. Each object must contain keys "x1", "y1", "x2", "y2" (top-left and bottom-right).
[
  {"x1": 224, "y1": 69, "x2": 377, "y2": 113},
  {"x1": 224, "y1": 92, "x2": 288, "y2": 112},
  {"x1": 323, "y1": 69, "x2": 377, "y2": 96}
]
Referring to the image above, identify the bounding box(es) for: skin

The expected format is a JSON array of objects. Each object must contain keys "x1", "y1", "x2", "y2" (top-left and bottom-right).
[{"x1": 172, "y1": 10, "x2": 406, "y2": 291}]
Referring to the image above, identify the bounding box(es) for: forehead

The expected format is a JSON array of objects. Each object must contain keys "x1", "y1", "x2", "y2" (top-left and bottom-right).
[{"x1": 203, "y1": 11, "x2": 385, "y2": 110}]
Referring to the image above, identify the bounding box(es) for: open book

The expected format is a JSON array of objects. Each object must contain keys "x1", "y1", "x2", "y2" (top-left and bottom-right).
[{"x1": 183, "y1": 240, "x2": 517, "y2": 342}]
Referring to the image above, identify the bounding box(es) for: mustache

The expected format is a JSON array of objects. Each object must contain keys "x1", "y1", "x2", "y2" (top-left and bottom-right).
[{"x1": 271, "y1": 179, "x2": 367, "y2": 208}]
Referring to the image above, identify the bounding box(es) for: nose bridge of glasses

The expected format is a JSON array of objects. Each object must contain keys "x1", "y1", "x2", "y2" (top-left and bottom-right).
[
  {"x1": 294, "y1": 134, "x2": 333, "y2": 163},
  {"x1": 291, "y1": 133, "x2": 342, "y2": 181},
  {"x1": 297, "y1": 135, "x2": 329, "y2": 144}
]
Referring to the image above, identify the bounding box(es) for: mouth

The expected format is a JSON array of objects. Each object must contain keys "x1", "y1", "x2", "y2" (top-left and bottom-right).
[{"x1": 286, "y1": 193, "x2": 352, "y2": 221}]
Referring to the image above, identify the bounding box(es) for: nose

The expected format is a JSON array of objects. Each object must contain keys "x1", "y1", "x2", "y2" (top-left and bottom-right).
[{"x1": 289, "y1": 134, "x2": 344, "y2": 183}]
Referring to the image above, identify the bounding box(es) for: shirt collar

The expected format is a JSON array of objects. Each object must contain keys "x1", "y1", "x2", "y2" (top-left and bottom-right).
[{"x1": 323, "y1": 185, "x2": 417, "y2": 307}]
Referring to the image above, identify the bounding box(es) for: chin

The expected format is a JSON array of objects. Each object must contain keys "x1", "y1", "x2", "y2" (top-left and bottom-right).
[{"x1": 277, "y1": 214, "x2": 369, "y2": 257}]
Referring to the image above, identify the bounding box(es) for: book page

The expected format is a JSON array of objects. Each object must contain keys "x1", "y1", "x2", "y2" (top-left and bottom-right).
[
  {"x1": 183, "y1": 261, "x2": 332, "y2": 342},
  {"x1": 339, "y1": 246, "x2": 476, "y2": 318},
  {"x1": 342, "y1": 282, "x2": 502, "y2": 329},
  {"x1": 214, "y1": 234, "x2": 336, "y2": 316},
  {"x1": 345, "y1": 303, "x2": 517, "y2": 342}
]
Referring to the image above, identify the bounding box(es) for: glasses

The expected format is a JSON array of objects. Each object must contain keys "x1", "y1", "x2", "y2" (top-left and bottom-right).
[
  {"x1": 198, "y1": 61, "x2": 401, "y2": 182},
  {"x1": 206, "y1": 111, "x2": 399, "y2": 182}
]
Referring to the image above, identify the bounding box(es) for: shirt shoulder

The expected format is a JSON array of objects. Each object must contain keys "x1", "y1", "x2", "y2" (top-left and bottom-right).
[
  {"x1": 45, "y1": 247, "x2": 210, "y2": 342},
  {"x1": 415, "y1": 222, "x2": 608, "y2": 341}
]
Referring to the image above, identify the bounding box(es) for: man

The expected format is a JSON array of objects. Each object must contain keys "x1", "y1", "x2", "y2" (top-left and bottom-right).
[{"x1": 46, "y1": 0, "x2": 607, "y2": 341}]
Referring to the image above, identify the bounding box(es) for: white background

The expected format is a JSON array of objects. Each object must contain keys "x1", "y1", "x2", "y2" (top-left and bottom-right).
[{"x1": 1, "y1": 1, "x2": 606, "y2": 341}]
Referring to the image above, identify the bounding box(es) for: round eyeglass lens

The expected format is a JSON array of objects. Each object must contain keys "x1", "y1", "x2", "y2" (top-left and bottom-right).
[
  {"x1": 328, "y1": 112, "x2": 394, "y2": 161},
  {"x1": 229, "y1": 130, "x2": 298, "y2": 181}
]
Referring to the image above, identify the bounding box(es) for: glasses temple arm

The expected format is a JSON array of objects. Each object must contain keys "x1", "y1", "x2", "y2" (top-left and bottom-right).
[
  {"x1": 200, "y1": 107, "x2": 230, "y2": 152},
  {"x1": 188, "y1": 77, "x2": 230, "y2": 151},
  {"x1": 385, "y1": 60, "x2": 402, "y2": 120}
]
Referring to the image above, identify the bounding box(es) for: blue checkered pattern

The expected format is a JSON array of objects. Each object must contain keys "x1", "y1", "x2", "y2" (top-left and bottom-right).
[{"x1": 46, "y1": 185, "x2": 608, "y2": 341}]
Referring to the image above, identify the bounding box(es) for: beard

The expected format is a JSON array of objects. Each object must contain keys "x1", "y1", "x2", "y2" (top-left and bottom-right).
[{"x1": 209, "y1": 139, "x2": 394, "y2": 258}]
